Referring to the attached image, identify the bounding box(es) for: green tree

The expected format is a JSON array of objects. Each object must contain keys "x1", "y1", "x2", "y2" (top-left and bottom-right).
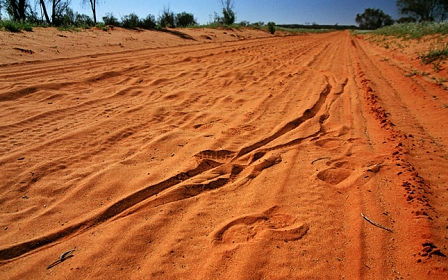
[
  {"x1": 221, "y1": 0, "x2": 235, "y2": 25},
  {"x1": 103, "y1": 12, "x2": 119, "y2": 26},
  {"x1": 267, "y1": 21, "x2": 276, "y2": 34},
  {"x1": 355, "y1": 8, "x2": 394, "y2": 30},
  {"x1": 175, "y1": 12, "x2": 196, "y2": 27},
  {"x1": 52, "y1": 0, "x2": 71, "y2": 26},
  {"x1": 121, "y1": 13, "x2": 139, "y2": 29},
  {"x1": 396, "y1": 0, "x2": 445, "y2": 21},
  {"x1": 4, "y1": 0, "x2": 28, "y2": 21},
  {"x1": 159, "y1": 6, "x2": 175, "y2": 27},
  {"x1": 140, "y1": 14, "x2": 156, "y2": 29},
  {"x1": 74, "y1": 13, "x2": 92, "y2": 26}
]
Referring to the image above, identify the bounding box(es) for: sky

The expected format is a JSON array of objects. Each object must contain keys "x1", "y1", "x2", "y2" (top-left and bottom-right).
[
  {"x1": 1, "y1": 0, "x2": 399, "y2": 26},
  {"x1": 79, "y1": 0, "x2": 399, "y2": 26}
]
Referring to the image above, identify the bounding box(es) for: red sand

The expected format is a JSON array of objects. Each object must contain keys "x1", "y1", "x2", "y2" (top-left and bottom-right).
[{"x1": 0, "y1": 27, "x2": 447, "y2": 279}]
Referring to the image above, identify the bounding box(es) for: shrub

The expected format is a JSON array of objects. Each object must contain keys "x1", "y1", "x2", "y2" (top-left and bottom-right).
[
  {"x1": 140, "y1": 14, "x2": 156, "y2": 29},
  {"x1": 3, "y1": 21, "x2": 21, "y2": 32},
  {"x1": 222, "y1": 8, "x2": 235, "y2": 25},
  {"x1": 176, "y1": 12, "x2": 196, "y2": 27},
  {"x1": 420, "y1": 43, "x2": 448, "y2": 64},
  {"x1": 1, "y1": 21, "x2": 32, "y2": 32},
  {"x1": 267, "y1": 22, "x2": 276, "y2": 34},
  {"x1": 121, "y1": 13, "x2": 140, "y2": 29},
  {"x1": 159, "y1": 7, "x2": 175, "y2": 28},
  {"x1": 103, "y1": 13, "x2": 120, "y2": 26},
  {"x1": 75, "y1": 14, "x2": 93, "y2": 27}
]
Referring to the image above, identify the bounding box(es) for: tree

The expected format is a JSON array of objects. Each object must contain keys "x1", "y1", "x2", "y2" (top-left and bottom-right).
[
  {"x1": 121, "y1": 13, "x2": 139, "y2": 29},
  {"x1": 396, "y1": 0, "x2": 445, "y2": 21},
  {"x1": 4, "y1": 0, "x2": 28, "y2": 21},
  {"x1": 74, "y1": 13, "x2": 93, "y2": 26},
  {"x1": 140, "y1": 14, "x2": 156, "y2": 29},
  {"x1": 355, "y1": 8, "x2": 394, "y2": 30},
  {"x1": 50, "y1": 0, "x2": 71, "y2": 26},
  {"x1": 221, "y1": 0, "x2": 235, "y2": 25},
  {"x1": 267, "y1": 22, "x2": 276, "y2": 34},
  {"x1": 82, "y1": 0, "x2": 97, "y2": 25},
  {"x1": 159, "y1": 6, "x2": 175, "y2": 27},
  {"x1": 39, "y1": 0, "x2": 51, "y2": 24},
  {"x1": 103, "y1": 12, "x2": 119, "y2": 26},
  {"x1": 175, "y1": 12, "x2": 196, "y2": 27}
]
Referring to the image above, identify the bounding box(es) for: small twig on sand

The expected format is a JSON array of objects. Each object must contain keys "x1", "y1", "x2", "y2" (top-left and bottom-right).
[
  {"x1": 367, "y1": 161, "x2": 384, "y2": 168},
  {"x1": 47, "y1": 249, "x2": 76, "y2": 269},
  {"x1": 59, "y1": 249, "x2": 75, "y2": 261},
  {"x1": 311, "y1": 156, "x2": 331, "y2": 164},
  {"x1": 361, "y1": 213, "x2": 393, "y2": 233}
]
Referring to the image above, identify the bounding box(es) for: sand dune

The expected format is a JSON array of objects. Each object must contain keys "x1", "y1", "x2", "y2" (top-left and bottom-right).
[{"x1": 0, "y1": 27, "x2": 447, "y2": 279}]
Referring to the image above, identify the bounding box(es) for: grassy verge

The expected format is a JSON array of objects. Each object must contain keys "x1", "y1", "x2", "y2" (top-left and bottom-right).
[
  {"x1": 276, "y1": 26, "x2": 331, "y2": 34},
  {"x1": 374, "y1": 22, "x2": 448, "y2": 39},
  {"x1": 0, "y1": 20, "x2": 33, "y2": 32}
]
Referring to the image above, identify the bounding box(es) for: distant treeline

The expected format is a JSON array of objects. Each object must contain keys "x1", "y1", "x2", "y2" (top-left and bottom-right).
[{"x1": 277, "y1": 24, "x2": 359, "y2": 30}]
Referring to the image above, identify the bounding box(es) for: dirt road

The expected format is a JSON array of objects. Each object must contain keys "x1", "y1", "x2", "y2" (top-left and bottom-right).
[{"x1": 1, "y1": 30, "x2": 447, "y2": 279}]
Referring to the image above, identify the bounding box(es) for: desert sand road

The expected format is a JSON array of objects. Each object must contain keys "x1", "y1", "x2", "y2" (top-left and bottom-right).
[{"x1": 1, "y1": 29, "x2": 447, "y2": 279}]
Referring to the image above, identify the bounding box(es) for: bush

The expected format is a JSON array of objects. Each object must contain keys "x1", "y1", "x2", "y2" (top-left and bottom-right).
[
  {"x1": 420, "y1": 43, "x2": 448, "y2": 64},
  {"x1": 75, "y1": 14, "x2": 93, "y2": 27},
  {"x1": 140, "y1": 14, "x2": 156, "y2": 29},
  {"x1": 159, "y1": 7, "x2": 175, "y2": 28},
  {"x1": 121, "y1": 13, "x2": 140, "y2": 29},
  {"x1": 1, "y1": 20, "x2": 33, "y2": 32},
  {"x1": 267, "y1": 22, "x2": 276, "y2": 34},
  {"x1": 176, "y1": 12, "x2": 196, "y2": 27},
  {"x1": 222, "y1": 8, "x2": 235, "y2": 25},
  {"x1": 3, "y1": 21, "x2": 21, "y2": 32},
  {"x1": 103, "y1": 13, "x2": 120, "y2": 26}
]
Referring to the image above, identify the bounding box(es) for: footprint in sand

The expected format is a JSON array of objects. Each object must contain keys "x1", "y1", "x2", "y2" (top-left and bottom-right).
[
  {"x1": 212, "y1": 206, "x2": 309, "y2": 244},
  {"x1": 315, "y1": 160, "x2": 354, "y2": 185},
  {"x1": 195, "y1": 149, "x2": 236, "y2": 162}
]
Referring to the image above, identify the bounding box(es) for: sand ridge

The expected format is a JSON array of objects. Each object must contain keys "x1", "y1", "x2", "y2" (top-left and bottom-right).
[{"x1": 0, "y1": 28, "x2": 447, "y2": 279}]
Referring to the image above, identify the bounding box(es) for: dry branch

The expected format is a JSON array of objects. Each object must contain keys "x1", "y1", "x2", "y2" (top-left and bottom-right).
[{"x1": 361, "y1": 212, "x2": 393, "y2": 232}]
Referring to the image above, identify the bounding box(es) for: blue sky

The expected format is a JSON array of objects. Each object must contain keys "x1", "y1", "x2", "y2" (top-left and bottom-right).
[
  {"x1": 83, "y1": 0, "x2": 399, "y2": 26},
  {"x1": 0, "y1": 0, "x2": 398, "y2": 26},
  {"x1": 70, "y1": 0, "x2": 400, "y2": 26}
]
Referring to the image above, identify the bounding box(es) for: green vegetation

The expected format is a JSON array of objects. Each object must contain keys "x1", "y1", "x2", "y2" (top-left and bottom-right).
[
  {"x1": 355, "y1": 8, "x2": 394, "y2": 30},
  {"x1": 276, "y1": 26, "x2": 332, "y2": 34},
  {"x1": 267, "y1": 22, "x2": 276, "y2": 34},
  {"x1": 0, "y1": 20, "x2": 32, "y2": 32},
  {"x1": 221, "y1": 0, "x2": 236, "y2": 25},
  {"x1": 420, "y1": 43, "x2": 448, "y2": 65},
  {"x1": 374, "y1": 22, "x2": 448, "y2": 39},
  {"x1": 397, "y1": 0, "x2": 447, "y2": 22}
]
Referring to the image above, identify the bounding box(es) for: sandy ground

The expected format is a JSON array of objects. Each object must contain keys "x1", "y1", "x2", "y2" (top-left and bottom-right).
[{"x1": 0, "y1": 27, "x2": 447, "y2": 279}]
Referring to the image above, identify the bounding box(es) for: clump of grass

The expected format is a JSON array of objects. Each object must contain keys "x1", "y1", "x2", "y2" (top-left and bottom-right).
[
  {"x1": 406, "y1": 68, "x2": 420, "y2": 77},
  {"x1": 0, "y1": 20, "x2": 33, "y2": 32},
  {"x1": 375, "y1": 22, "x2": 448, "y2": 39},
  {"x1": 419, "y1": 42, "x2": 448, "y2": 64}
]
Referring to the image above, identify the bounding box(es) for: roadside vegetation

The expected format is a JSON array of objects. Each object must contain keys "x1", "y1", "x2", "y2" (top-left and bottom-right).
[
  {"x1": 371, "y1": 22, "x2": 448, "y2": 68},
  {"x1": 0, "y1": 19, "x2": 33, "y2": 32},
  {"x1": 374, "y1": 22, "x2": 448, "y2": 39},
  {"x1": 352, "y1": 1, "x2": 448, "y2": 90}
]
